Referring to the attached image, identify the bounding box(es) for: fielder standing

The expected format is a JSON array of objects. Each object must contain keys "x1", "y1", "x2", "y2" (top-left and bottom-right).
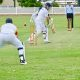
[
  {"x1": 35, "y1": 3, "x2": 52, "y2": 43},
  {"x1": 0, "y1": 18, "x2": 27, "y2": 65},
  {"x1": 66, "y1": 2, "x2": 74, "y2": 31}
]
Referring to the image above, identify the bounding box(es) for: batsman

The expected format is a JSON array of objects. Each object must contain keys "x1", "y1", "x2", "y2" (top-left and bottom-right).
[
  {"x1": 34, "y1": 3, "x2": 52, "y2": 43},
  {"x1": 28, "y1": 7, "x2": 42, "y2": 44},
  {"x1": 28, "y1": 3, "x2": 52, "y2": 44}
]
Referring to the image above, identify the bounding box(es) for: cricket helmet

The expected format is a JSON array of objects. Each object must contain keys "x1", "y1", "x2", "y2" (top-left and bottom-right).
[
  {"x1": 45, "y1": 3, "x2": 52, "y2": 8},
  {"x1": 6, "y1": 18, "x2": 13, "y2": 23},
  {"x1": 44, "y1": 2, "x2": 52, "y2": 10}
]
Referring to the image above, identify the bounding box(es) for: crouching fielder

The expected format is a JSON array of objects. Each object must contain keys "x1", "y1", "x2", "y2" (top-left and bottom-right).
[{"x1": 0, "y1": 18, "x2": 27, "y2": 65}]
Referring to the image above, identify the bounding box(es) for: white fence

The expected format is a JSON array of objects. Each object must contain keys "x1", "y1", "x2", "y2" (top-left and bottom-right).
[{"x1": 0, "y1": 7, "x2": 80, "y2": 15}]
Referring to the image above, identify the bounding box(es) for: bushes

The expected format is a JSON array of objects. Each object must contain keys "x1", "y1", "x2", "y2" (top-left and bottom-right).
[
  {"x1": 17, "y1": 0, "x2": 42, "y2": 7},
  {"x1": 52, "y1": 2, "x2": 59, "y2": 7},
  {"x1": 35, "y1": 1, "x2": 42, "y2": 7},
  {"x1": 17, "y1": 0, "x2": 59, "y2": 7},
  {"x1": 0, "y1": 0, "x2": 3, "y2": 4}
]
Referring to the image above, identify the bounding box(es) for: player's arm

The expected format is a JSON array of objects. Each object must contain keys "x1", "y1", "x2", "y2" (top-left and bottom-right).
[{"x1": 15, "y1": 29, "x2": 18, "y2": 38}]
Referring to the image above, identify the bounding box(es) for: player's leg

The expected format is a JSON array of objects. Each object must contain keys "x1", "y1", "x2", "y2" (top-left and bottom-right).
[
  {"x1": 67, "y1": 13, "x2": 71, "y2": 31},
  {"x1": 42, "y1": 28, "x2": 48, "y2": 42},
  {"x1": 71, "y1": 14, "x2": 73, "y2": 29},
  {"x1": 18, "y1": 45, "x2": 27, "y2": 65},
  {"x1": 68, "y1": 18, "x2": 71, "y2": 31},
  {"x1": 70, "y1": 18, "x2": 72, "y2": 31},
  {"x1": 45, "y1": 27, "x2": 49, "y2": 42},
  {"x1": 34, "y1": 21, "x2": 42, "y2": 44},
  {"x1": 10, "y1": 35, "x2": 27, "y2": 64},
  {"x1": 67, "y1": 18, "x2": 69, "y2": 29},
  {"x1": 18, "y1": 44, "x2": 27, "y2": 64},
  {"x1": 41, "y1": 22, "x2": 50, "y2": 43}
]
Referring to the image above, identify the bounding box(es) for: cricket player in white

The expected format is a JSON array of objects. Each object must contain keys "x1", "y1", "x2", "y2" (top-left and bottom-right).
[
  {"x1": 35, "y1": 3, "x2": 51, "y2": 43},
  {"x1": 30, "y1": 7, "x2": 42, "y2": 23},
  {"x1": 28, "y1": 7, "x2": 42, "y2": 43},
  {"x1": 0, "y1": 18, "x2": 27, "y2": 65}
]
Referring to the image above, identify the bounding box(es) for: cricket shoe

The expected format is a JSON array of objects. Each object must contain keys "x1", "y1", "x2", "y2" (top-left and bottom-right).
[{"x1": 20, "y1": 60, "x2": 27, "y2": 65}]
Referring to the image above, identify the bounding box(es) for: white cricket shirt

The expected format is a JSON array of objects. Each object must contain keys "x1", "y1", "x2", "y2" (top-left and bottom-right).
[
  {"x1": 36, "y1": 7, "x2": 48, "y2": 22},
  {"x1": 1, "y1": 23, "x2": 17, "y2": 34}
]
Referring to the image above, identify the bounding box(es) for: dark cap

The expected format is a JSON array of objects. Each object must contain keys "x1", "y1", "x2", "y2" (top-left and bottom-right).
[{"x1": 6, "y1": 18, "x2": 13, "y2": 23}]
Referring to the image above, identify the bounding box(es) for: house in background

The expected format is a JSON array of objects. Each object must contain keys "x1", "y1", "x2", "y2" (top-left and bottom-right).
[
  {"x1": 0, "y1": 0, "x2": 18, "y2": 7},
  {"x1": 55, "y1": 0, "x2": 77, "y2": 7},
  {"x1": 37, "y1": 0, "x2": 77, "y2": 7}
]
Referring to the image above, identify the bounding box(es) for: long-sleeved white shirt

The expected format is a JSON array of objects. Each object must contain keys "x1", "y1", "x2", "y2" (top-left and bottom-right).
[
  {"x1": 36, "y1": 7, "x2": 48, "y2": 22},
  {"x1": 66, "y1": 5, "x2": 74, "y2": 14},
  {"x1": 1, "y1": 23, "x2": 17, "y2": 34}
]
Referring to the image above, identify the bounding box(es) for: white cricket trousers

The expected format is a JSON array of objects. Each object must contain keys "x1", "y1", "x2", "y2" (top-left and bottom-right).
[
  {"x1": 0, "y1": 33, "x2": 23, "y2": 48},
  {"x1": 35, "y1": 21, "x2": 49, "y2": 42}
]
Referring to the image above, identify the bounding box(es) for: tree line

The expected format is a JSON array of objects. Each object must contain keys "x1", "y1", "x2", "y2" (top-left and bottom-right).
[{"x1": 0, "y1": 0, "x2": 80, "y2": 7}]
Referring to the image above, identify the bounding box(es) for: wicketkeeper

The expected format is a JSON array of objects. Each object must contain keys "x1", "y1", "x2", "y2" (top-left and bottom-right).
[{"x1": 0, "y1": 18, "x2": 27, "y2": 65}]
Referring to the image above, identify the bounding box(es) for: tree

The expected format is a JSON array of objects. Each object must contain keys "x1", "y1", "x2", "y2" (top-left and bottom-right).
[
  {"x1": 17, "y1": 0, "x2": 42, "y2": 7},
  {"x1": 0, "y1": 0, "x2": 3, "y2": 4},
  {"x1": 78, "y1": 0, "x2": 80, "y2": 6},
  {"x1": 52, "y1": 2, "x2": 59, "y2": 7}
]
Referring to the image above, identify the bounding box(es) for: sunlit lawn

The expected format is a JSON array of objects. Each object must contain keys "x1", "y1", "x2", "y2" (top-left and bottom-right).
[{"x1": 0, "y1": 15, "x2": 80, "y2": 80}]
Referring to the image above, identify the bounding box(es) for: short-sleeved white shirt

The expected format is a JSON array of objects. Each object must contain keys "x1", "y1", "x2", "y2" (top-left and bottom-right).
[
  {"x1": 36, "y1": 7, "x2": 48, "y2": 22},
  {"x1": 1, "y1": 23, "x2": 17, "y2": 34}
]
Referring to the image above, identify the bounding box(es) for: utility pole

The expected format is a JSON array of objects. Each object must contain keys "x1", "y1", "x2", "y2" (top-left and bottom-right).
[
  {"x1": 13, "y1": 0, "x2": 16, "y2": 7},
  {"x1": 65, "y1": 0, "x2": 66, "y2": 7}
]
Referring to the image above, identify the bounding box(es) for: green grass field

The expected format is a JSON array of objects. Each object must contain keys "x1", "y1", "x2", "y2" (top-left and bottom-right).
[{"x1": 0, "y1": 15, "x2": 80, "y2": 80}]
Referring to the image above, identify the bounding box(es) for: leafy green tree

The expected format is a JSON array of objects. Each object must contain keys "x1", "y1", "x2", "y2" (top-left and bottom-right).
[
  {"x1": 52, "y1": 2, "x2": 59, "y2": 7},
  {"x1": 0, "y1": 0, "x2": 3, "y2": 4},
  {"x1": 17, "y1": 0, "x2": 42, "y2": 7}
]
